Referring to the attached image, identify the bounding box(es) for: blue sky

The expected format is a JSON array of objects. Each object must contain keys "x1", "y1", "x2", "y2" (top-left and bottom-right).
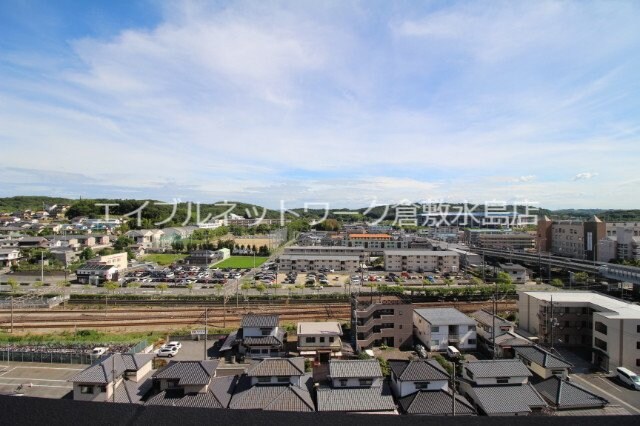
[{"x1": 1, "y1": 0, "x2": 639, "y2": 209}]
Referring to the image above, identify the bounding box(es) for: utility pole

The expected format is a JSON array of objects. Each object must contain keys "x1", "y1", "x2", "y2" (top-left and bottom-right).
[
  {"x1": 550, "y1": 295, "x2": 555, "y2": 352},
  {"x1": 111, "y1": 353, "x2": 116, "y2": 403},
  {"x1": 482, "y1": 250, "x2": 485, "y2": 282},
  {"x1": 40, "y1": 250, "x2": 44, "y2": 283},
  {"x1": 492, "y1": 294, "x2": 496, "y2": 360},
  {"x1": 451, "y1": 358, "x2": 457, "y2": 416},
  {"x1": 10, "y1": 295, "x2": 13, "y2": 334},
  {"x1": 204, "y1": 306, "x2": 208, "y2": 360}
]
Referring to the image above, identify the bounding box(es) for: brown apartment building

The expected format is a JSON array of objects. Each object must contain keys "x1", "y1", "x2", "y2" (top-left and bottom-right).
[{"x1": 351, "y1": 294, "x2": 413, "y2": 351}]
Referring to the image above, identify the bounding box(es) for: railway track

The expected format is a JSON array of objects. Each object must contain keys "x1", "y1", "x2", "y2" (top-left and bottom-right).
[{"x1": 0, "y1": 299, "x2": 516, "y2": 331}]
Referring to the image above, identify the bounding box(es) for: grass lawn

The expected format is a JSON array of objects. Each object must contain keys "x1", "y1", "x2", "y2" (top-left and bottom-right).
[
  {"x1": 142, "y1": 253, "x2": 187, "y2": 266},
  {"x1": 213, "y1": 256, "x2": 269, "y2": 269},
  {"x1": 0, "y1": 330, "x2": 165, "y2": 345}
]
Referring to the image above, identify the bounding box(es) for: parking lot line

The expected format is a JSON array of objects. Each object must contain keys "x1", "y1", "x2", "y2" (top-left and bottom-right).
[
  {"x1": 13, "y1": 366, "x2": 84, "y2": 371},
  {"x1": 0, "y1": 382, "x2": 71, "y2": 389},
  {"x1": 1, "y1": 377, "x2": 70, "y2": 382},
  {"x1": 598, "y1": 376, "x2": 623, "y2": 393},
  {"x1": 0, "y1": 367, "x2": 16, "y2": 377}
]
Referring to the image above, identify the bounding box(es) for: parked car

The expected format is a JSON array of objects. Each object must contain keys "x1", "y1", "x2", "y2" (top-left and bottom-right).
[
  {"x1": 446, "y1": 346, "x2": 461, "y2": 360},
  {"x1": 414, "y1": 344, "x2": 428, "y2": 359},
  {"x1": 157, "y1": 347, "x2": 178, "y2": 358},
  {"x1": 163, "y1": 341, "x2": 182, "y2": 350},
  {"x1": 617, "y1": 367, "x2": 640, "y2": 390},
  {"x1": 90, "y1": 347, "x2": 107, "y2": 359}
]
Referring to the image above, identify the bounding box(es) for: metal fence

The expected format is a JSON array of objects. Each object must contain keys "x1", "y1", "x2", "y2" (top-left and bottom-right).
[
  {"x1": 0, "y1": 350, "x2": 92, "y2": 364},
  {"x1": 127, "y1": 340, "x2": 149, "y2": 354}
]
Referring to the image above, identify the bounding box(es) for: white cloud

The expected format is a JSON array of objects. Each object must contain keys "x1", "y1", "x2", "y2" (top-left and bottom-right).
[{"x1": 572, "y1": 172, "x2": 599, "y2": 181}]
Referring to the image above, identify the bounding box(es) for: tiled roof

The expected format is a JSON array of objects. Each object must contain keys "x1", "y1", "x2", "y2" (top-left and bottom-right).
[
  {"x1": 153, "y1": 360, "x2": 219, "y2": 385},
  {"x1": 247, "y1": 358, "x2": 305, "y2": 377},
  {"x1": 514, "y1": 346, "x2": 573, "y2": 369},
  {"x1": 534, "y1": 376, "x2": 608, "y2": 409},
  {"x1": 329, "y1": 359, "x2": 382, "y2": 379},
  {"x1": 316, "y1": 382, "x2": 396, "y2": 412},
  {"x1": 388, "y1": 359, "x2": 449, "y2": 382},
  {"x1": 470, "y1": 309, "x2": 514, "y2": 329},
  {"x1": 229, "y1": 376, "x2": 314, "y2": 412},
  {"x1": 244, "y1": 328, "x2": 285, "y2": 347},
  {"x1": 241, "y1": 314, "x2": 279, "y2": 328},
  {"x1": 69, "y1": 354, "x2": 153, "y2": 384},
  {"x1": 414, "y1": 308, "x2": 476, "y2": 326},
  {"x1": 145, "y1": 375, "x2": 237, "y2": 408},
  {"x1": 494, "y1": 332, "x2": 533, "y2": 347},
  {"x1": 398, "y1": 390, "x2": 476, "y2": 416},
  {"x1": 113, "y1": 374, "x2": 154, "y2": 404},
  {"x1": 464, "y1": 359, "x2": 532, "y2": 379},
  {"x1": 471, "y1": 384, "x2": 547, "y2": 414},
  {"x1": 219, "y1": 330, "x2": 238, "y2": 352}
]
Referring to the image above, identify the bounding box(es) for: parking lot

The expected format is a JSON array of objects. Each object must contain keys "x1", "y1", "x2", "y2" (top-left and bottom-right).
[{"x1": 0, "y1": 362, "x2": 82, "y2": 398}]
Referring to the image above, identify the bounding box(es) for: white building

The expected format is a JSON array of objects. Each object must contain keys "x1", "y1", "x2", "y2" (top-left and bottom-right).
[
  {"x1": 499, "y1": 263, "x2": 529, "y2": 284},
  {"x1": 297, "y1": 321, "x2": 343, "y2": 362},
  {"x1": 518, "y1": 291, "x2": 640, "y2": 372},
  {"x1": 384, "y1": 250, "x2": 459, "y2": 273},
  {"x1": 413, "y1": 308, "x2": 477, "y2": 351}
]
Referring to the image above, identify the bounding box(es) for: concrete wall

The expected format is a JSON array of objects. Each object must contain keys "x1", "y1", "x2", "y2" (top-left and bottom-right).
[{"x1": 390, "y1": 374, "x2": 448, "y2": 398}]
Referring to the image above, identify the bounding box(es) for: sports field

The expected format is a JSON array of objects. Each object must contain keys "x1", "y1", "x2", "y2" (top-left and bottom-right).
[
  {"x1": 142, "y1": 254, "x2": 187, "y2": 266},
  {"x1": 213, "y1": 256, "x2": 269, "y2": 268}
]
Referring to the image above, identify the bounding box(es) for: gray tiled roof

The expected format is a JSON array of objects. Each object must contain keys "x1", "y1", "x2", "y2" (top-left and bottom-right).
[
  {"x1": 534, "y1": 376, "x2": 608, "y2": 409},
  {"x1": 414, "y1": 308, "x2": 476, "y2": 326},
  {"x1": 145, "y1": 375, "x2": 237, "y2": 408},
  {"x1": 219, "y1": 330, "x2": 238, "y2": 352},
  {"x1": 247, "y1": 358, "x2": 305, "y2": 377},
  {"x1": 470, "y1": 309, "x2": 514, "y2": 329},
  {"x1": 398, "y1": 390, "x2": 476, "y2": 415},
  {"x1": 514, "y1": 346, "x2": 573, "y2": 369},
  {"x1": 153, "y1": 360, "x2": 219, "y2": 385},
  {"x1": 494, "y1": 332, "x2": 533, "y2": 347},
  {"x1": 329, "y1": 359, "x2": 382, "y2": 379},
  {"x1": 464, "y1": 359, "x2": 532, "y2": 379},
  {"x1": 316, "y1": 382, "x2": 396, "y2": 412},
  {"x1": 113, "y1": 374, "x2": 154, "y2": 404},
  {"x1": 69, "y1": 353, "x2": 153, "y2": 384},
  {"x1": 471, "y1": 384, "x2": 547, "y2": 414},
  {"x1": 388, "y1": 359, "x2": 449, "y2": 382},
  {"x1": 241, "y1": 314, "x2": 279, "y2": 328},
  {"x1": 243, "y1": 328, "x2": 285, "y2": 347},
  {"x1": 229, "y1": 376, "x2": 314, "y2": 412}
]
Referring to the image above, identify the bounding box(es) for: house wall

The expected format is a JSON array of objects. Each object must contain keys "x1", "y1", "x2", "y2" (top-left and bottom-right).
[
  {"x1": 251, "y1": 375, "x2": 302, "y2": 387},
  {"x1": 390, "y1": 373, "x2": 448, "y2": 397},
  {"x1": 330, "y1": 377, "x2": 382, "y2": 388},
  {"x1": 461, "y1": 369, "x2": 528, "y2": 386},
  {"x1": 297, "y1": 334, "x2": 342, "y2": 351},
  {"x1": 242, "y1": 325, "x2": 277, "y2": 338},
  {"x1": 413, "y1": 314, "x2": 477, "y2": 351},
  {"x1": 133, "y1": 362, "x2": 153, "y2": 382},
  {"x1": 73, "y1": 379, "x2": 117, "y2": 402},
  {"x1": 593, "y1": 314, "x2": 640, "y2": 371}
]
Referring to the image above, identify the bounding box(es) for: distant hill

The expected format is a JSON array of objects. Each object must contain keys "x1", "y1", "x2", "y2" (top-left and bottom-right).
[{"x1": 0, "y1": 196, "x2": 73, "y2": 212}]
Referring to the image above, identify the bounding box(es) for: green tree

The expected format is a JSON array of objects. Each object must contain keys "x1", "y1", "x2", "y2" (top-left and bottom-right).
[
  {"x1": 241, "y1": 282, "x2": 251, "y2": 296},
  {"x1": 213, "y1": 284, "x2": 223, "y2": 297},
  {"x1": 186, "y1": 283, "x2": 195, "y2": 295},
  {"x1": 295, "y1": 283, "x2": 305, "y2": 296},
  {"x1": 255, "y1": 283, "x2": 267, "y2": 295},
  {"x1": 443, "y1": 278, "x2": 455, "y2": 287},
  {"x1": 33, "y1": 279, "x2": 44, "y2": 289},
  {"x1": 573, "y1": 272, "x2": 589, "y2": 285},
  {"x1": 7, "y1": 278, "x2": 20, "y2": 294},
  {"x1": 56, "y1": 279, "x2": 70, "y2": 308},
  {"x1": 127, "y1": 281, "x2": 141, "y2": 291},
  {"x1": 550, "y1": 278, "x2": 564, "y2": 288},
  {"x1": 470, "y1": 276, "x2": 484, "y2": 286},
  {"x1": 272, "y1": 283, "x2": 282, "y2": 296},
  {"x1": 496, "y1": 271, "x2": 513, "y2": 286},
  {"x1": 104, "y1": 281, "x2": 119, "y2": 294},
  {"x1": 79, "y1": 247, "x2": 95, "y2": 261},
  {"x1": 157, "y1": 283, "x2": 169, "y2": 294}
]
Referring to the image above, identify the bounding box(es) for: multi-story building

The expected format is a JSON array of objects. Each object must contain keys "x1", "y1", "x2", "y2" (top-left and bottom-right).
[
  {"x1": 413, "y1": 308, "x2": 477, "y2": 351},
  {"x1": 351, "y1": 295, "x2": 413, "y2": 350},
  {"x1": 0, "y1": 248, "x2": 21, "y2": 267},
  {"x1": 383, "y1": 250, "x2": 459, "y2": 273},
  {"x1": 499, "y1": 263, "x2": 529, "y2": 283},
  {"x1": 469, "y1": 309, "x2": 516, "y2": 355},
  {"x1": 277, "y1": 246, "x2": 365, "y2": 271},
  {"x1": 88, "y1": 252, "x2": 128, "y2": 272},
  {"x1": 518, "y1": 291, "x2": 640, "y2": 371},
  {"x1": 476, "y1": 232, "x2": 536, "y2": 251},
  {"x1": 537, "y1": 216, "x2": 606, "y2": 260},
  {"x1": 296, "y1": 321, "x2": 343, "y2": 362},
  {"x1": 343, "y1": 233, "x2": 408, "y2": 254}
]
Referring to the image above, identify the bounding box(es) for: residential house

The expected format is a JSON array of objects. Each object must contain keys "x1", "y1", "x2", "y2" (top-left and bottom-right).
[
  {"x1": 414, "y1": 308, "x2": 477, "y2": 351},
  {"x1": 533, "y1": 375, "x2": 608, "y2": 413},
  {"x1": 499, "y1": 263, "x2": 529, "y2": 284},
  {"x1": 17, "y1": 236, "x2": 48, "y2": 248},
  {"x1": 389, "y1": 358, "x2": 475, "y2": 416},
  {"x1": 145, "y1": 360, "x2": 237, "y2": 408},
  {"x1": 220, "y1": 314, "x2": 286, "y2": 359},
  {"x1": 351, "y1": 295, "x2": 414, "y2": 351},
  {"x1": 229, "y1": 357, "x2": 315, "y2": 412},
  {"x1": 316, "y1": 359, "x2": 397, "y2": 414},
  {"x1": 0, "y1": 249, "x2": 21, "y2": 267},
  {"x1": 470, "y1": 309, "x2": 516, "y2": 355},
  {"x1": 126, "y1": 230, "x2": 164, "y2": 249},
  {"x1": 513, "y1": 346, "x2": 573, "y2": 379},
  {"x1": 297, "y1": 321, "x2": 344, "y2": 362},
  {"x1": 459, "y1": 359, "x2": 547, "y2": 416},
  {"x1": 69, "y1": 353, "x2": 154, "y2": 403}
]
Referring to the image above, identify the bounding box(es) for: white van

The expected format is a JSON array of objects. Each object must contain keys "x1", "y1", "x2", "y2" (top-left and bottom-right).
[
  {"x1": 616, "y1": 367, "x2": 640, "y2": 390},
  {"x1": 446, "y1": 346, "x2": 461, "y2": 359}
]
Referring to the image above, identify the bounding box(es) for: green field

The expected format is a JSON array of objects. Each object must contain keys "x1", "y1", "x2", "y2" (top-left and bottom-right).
[
  {"x1": 213, "y1": 256, "x2": 269, "y2": 269},
  {"x1": 142, "y1": 253, "x2": 187, "y2": 266}
]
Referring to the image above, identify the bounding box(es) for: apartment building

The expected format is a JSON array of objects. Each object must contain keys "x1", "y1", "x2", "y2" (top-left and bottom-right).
[
  {"x1": 278, "y1": 246, "x2": 365, "y2": 271},
  {"x1": 413, "y1": 308, "x2": 477, "y2": 351},
  {"x1": 88, "y1": 252, "x2": 128, "y2": 272},
  {"x1": 343, "y1": 233, "x2": 408, "y2": 253},
  {"x1": 537, "y1": 216, "x2": 606, "y2": 260},
  {"x1": 476, "y1": 233, "x2": 536, "y2": 250},
  {"x1": 351, "y1": 295, "x2": 413, "y2": 351},
  {"x1": 383, "y1": 250, "x2": 459, "y2": 273},
  {"x1": 518, "y1": 291, "x2": 640, "y2": 371}
]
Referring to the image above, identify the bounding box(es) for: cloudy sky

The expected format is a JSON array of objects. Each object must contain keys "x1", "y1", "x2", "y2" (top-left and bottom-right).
[{"x1": 1, "y1": 0, "x2": 639, "y2": 209}]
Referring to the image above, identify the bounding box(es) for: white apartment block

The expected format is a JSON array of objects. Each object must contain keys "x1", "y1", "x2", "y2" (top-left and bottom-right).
[
  {"x1": 384, "y1": 250, "x2": 459, "y2": 273},
  {"x1": 414, "y1": 308, "x2": 477, "y2": 351},
  {"x1": 518, "y1": 291, "x2": 640, "y2": 372}
]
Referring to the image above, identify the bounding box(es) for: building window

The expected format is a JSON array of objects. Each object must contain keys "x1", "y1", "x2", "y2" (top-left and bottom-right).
[
  {"x1": 551, "y1": 370, "x2": 564, "y2": 376},
  {"x1": 258, "y1": 377, "x2": 271, "y2": 383},
  {"x1": 415, "y1": 381, "x2": 431, "y2": 389},
  {"x1": 277, "y1": 377, "x2": 289, "y2": 383},
  {"x1": 305, "y1": 337, "x2": 316, "y2": 343},
  {"x1": 432, "y1": 326, "x2": 439, "y2": 333},
  {"x1": 80, "y1": 385, "x2": 93, "y2": 394},
  {"x1": 468, "y1": 339, "x2": 476, "y2": 345},
  {"x1": 319, "y1": 337, "x2": 325, "y2": 343},
  {"x1": 329, "y1": 337, "x2": 335, "y2": 343},
  {"x1": 99, "y1": 385, "x2": 107, "y2": 393},
  {"x1": 637, "y1": 325, "x2": 640, "y2": 333},
  {"x1": 339, "y1": 379, "x2": 348, "y2": 387},
  {"x1": 359, "y1": 378, "x2": 373, "y2": 387},
  {"x1": 260, "y1": 328, "x2": 272, "y2": 336},
  {"x1": 595, "y1": 322, "x2": 607, "y2": 335},
  {"x1": 594, "y1": 337, "x2": 607, "y2": 352},
  {"x1": 430, "y1": 340, "x2": 439, "y2": 347},
  {"x1": 496, "y1": 377, "x2": 510, "y2": 384},
  {"x1": 468, "y1": 325, "x2": 476, "y2": 331}
]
